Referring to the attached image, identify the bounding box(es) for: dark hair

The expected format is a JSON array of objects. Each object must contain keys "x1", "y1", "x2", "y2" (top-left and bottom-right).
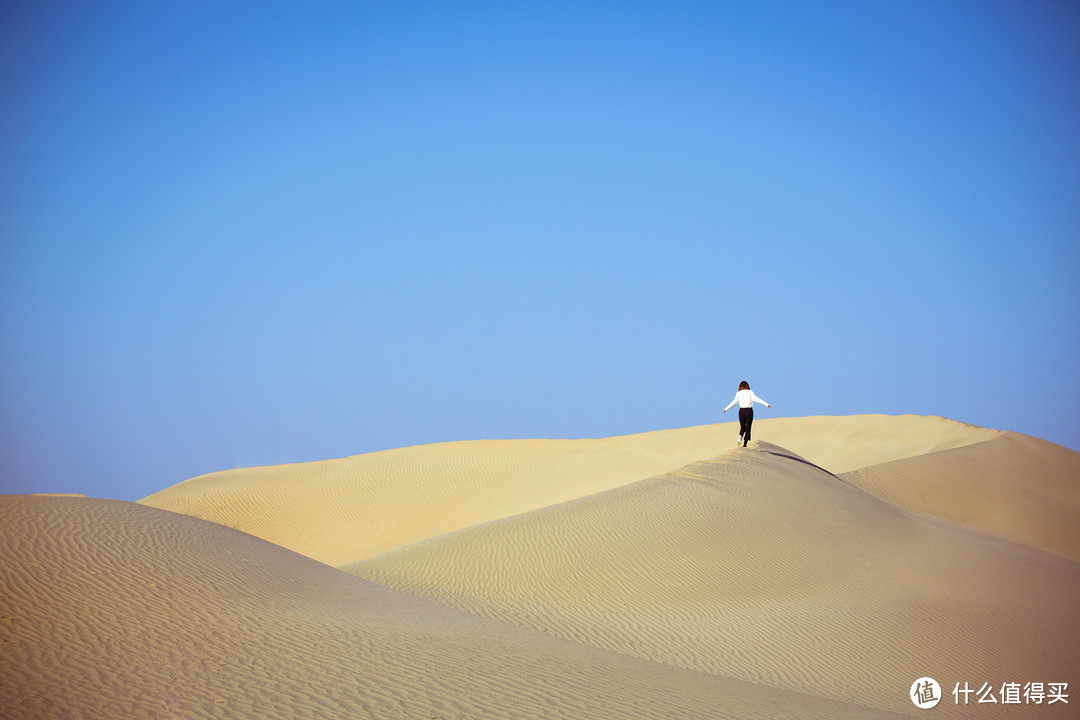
[{"x1": 738, "y1": 381, "x2": 750, "y2": 391}]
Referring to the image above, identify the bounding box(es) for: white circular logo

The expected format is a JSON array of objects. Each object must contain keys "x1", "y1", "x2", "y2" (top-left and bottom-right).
[{"x1": 911, "y1": 677, "x2": 941, "y2": 709}]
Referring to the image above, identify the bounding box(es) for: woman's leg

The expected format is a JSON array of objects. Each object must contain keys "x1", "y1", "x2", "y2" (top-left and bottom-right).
[{"x1": 739, "y1": 407, "x2": 753, "y2": 446}]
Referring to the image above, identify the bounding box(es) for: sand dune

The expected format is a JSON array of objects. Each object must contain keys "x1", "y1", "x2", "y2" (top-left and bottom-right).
[
  {"x1": 841, "y1": 431, "x2": 1080, "y2": 562},
  {"x1": 139, "y1": 427, "x2": 729, "y2": 567},
  {"x1": 4, "y1": 415, "x2": 1077, "y2": 718},
  {"x1": 346, "y1": 440, "x2": 1080, "y2": 718},
  {"x1": 0, "y1": 495, "x2": 908, "y2": 719},
  {"x1": 138, "y1": 415, "x2": 1002, "y2": 567},
  {"x1": 755, "y1": 414, "x2": 1001, "y2": 474}
]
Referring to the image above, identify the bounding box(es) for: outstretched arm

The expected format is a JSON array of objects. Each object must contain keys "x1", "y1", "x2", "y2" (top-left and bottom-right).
[
  {"x1": 751, "y1": 392, "x2": 771, "y2": 408},
  {"x1": 722, "y1": 395, "x2": 738, "y2": 413}
]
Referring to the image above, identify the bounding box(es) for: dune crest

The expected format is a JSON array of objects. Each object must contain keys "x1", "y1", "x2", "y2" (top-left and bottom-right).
[
  {"x1": 755, "y1": 414, "x2": 1001, "y2": 474},
  {"x1": 138, "y1": 415, "x2": 1001, "y2": 567}
]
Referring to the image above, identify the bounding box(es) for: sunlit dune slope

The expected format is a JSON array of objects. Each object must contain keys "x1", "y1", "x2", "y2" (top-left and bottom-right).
[
  {"x1": 841, "y1": 431, "x2": 1080, "y2": 561},
  {"x1": 0, "y1": 495, "x2": 910, "y2": 720},
  {"x1": 140, "y1": 428, "x2": 726, "y2": 566},
  {"x1": 138, "y1": 415, "x2": 1000, "y2": 567},
  {"x1": 758, "y1": 414, "x2": 1001, "y2": 474},
  {"x1": 346, "y1": 441, "x2": 1080, "y2": 719}
]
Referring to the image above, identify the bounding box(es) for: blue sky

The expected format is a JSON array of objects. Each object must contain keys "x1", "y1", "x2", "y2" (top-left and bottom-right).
[{"x1": 3, "y1": 1, "x2": 1078, "y2": 501}]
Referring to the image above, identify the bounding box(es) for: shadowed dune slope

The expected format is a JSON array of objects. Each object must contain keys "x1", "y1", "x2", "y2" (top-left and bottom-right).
[
  {"x1": 0, "y1": 495, "x2": 911, "y2": 720},
  {"x1": 346, "y1": 442, "x2": 1080, "y2": 719},
  {"x1": 138, "y1": 415, "x2": 1000, "y2": 567},
  {"x1": 841, "y1": 431, "x2": 1080, "y2": 562}
]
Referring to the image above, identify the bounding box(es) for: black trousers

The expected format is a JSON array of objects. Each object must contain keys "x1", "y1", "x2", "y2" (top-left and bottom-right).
[{"x1": 738, "y1": 407, "x2": 753, "y2": 446}]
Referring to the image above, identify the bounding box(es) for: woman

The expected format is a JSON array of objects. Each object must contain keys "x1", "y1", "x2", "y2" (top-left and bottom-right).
[{"x1": 723, "y1": 381, "x2": 771, "y2": 447}]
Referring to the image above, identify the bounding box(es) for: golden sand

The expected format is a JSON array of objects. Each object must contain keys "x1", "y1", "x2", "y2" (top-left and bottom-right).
[{"x1": 3, "y1": 415, "x2": 1077, "y2": 718}]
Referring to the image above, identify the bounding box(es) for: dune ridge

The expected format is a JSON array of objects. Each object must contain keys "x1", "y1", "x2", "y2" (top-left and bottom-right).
[
  {"x1": 138, "y1": 415, "x2": 1003, "y2": 567},
  {"x1": 753, "y1": 414, "x2": 1001, "y2": 474}
]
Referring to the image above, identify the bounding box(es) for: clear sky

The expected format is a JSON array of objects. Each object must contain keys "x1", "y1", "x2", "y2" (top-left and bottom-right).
[{"x1": 2, "y1": 1, "x2": 1078, "y2": 501}]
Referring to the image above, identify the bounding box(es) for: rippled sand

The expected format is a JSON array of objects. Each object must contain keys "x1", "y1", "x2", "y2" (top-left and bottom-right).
[{"x1": 3, "y1": 415, "x2": 1076, "y2": 718}]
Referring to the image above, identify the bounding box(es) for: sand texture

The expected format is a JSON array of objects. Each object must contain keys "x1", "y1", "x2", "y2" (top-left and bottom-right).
[
  {"x1": 348, "y1": 440, "x2": 1079, "y2": 718},
  {"x1": 1, "y1": 495, "x2": 906, "y2": 719},
  {"x1": 841, "y1": 431, "x2": 1080, "y2": 562},
  {"x1": 3, "y1": 414, "x2": 1078, "y2": 718}
]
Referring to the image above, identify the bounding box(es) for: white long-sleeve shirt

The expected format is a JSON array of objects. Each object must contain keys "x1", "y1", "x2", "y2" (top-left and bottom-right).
[{"x1": 724, "y1": 388, "x2": 770, "y2": 411}]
